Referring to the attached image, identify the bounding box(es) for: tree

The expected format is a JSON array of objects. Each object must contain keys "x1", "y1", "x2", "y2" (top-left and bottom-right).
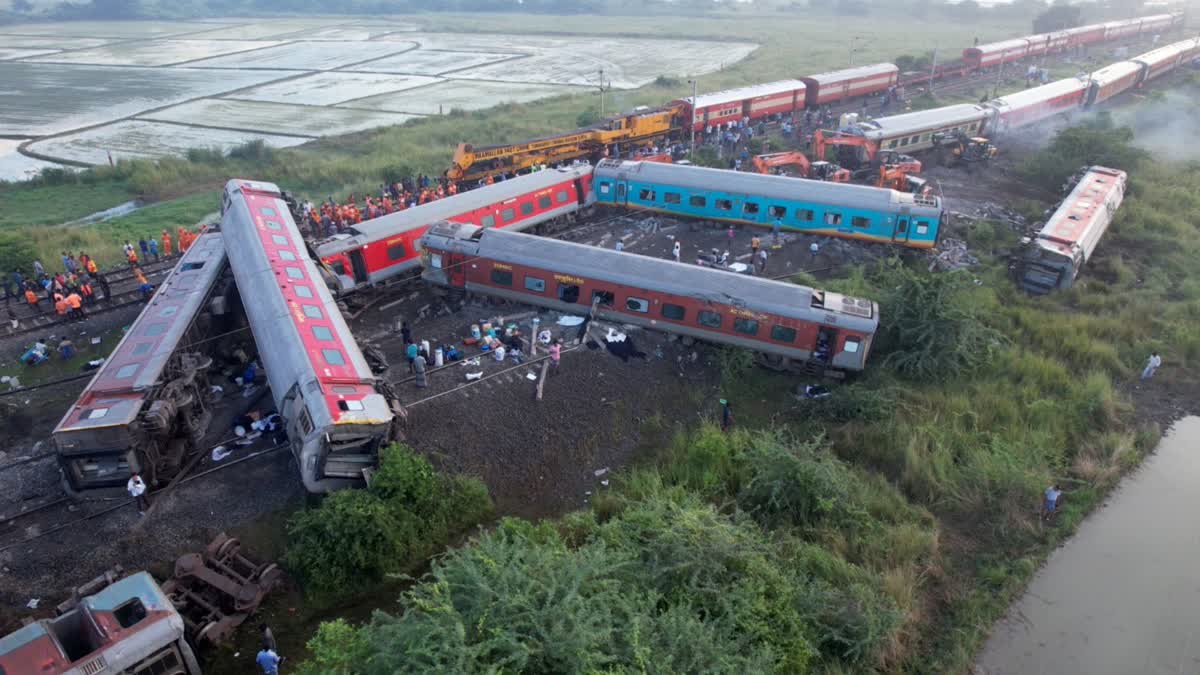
[{"x1": 1033, "y1": 2, "x2": 1082, "y2": 32}]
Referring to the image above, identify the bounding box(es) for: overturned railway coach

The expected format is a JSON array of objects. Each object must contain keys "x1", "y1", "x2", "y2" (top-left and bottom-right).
[
  {"x1": 1016, "y1": 166, "x2": 1126, "y2": 295},
  {"x1": 222, "y1": 179, "x2": 395, "y2": 492},
  {"x1": 421, "y1": 222, "x2": 879, "y2": 375},
  {"x1": 53, "y1": 232, "x2": 231, "y2": 493},
  {"x1": 316, "y1": 165, "x2": 595, "y2": 292},
  {"x1": 593, "y1": 159, "x2": 943, "y2": 248}
]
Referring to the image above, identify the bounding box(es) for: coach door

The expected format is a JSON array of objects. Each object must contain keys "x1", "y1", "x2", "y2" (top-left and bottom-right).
[
  {"x1": 349, "y1": 249, "x2": 369, "y2": 285},
  {"x1": 893, "y1": 209, "x2": 910, "y2": 244},
  {"x1": 616, "y1": 173, "x2": 629, "y2": 205},
  {"x1": 574, "y1": 178, "x2": 587, "y2": 205}
]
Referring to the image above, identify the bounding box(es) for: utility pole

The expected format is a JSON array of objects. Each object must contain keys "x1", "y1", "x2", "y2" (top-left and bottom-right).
[
  {"x1": 849, "y1": 36, "x2": 859, "y2": 66},
  {"x1": 597, "y1": 68, "x2": 610, "y2": 119},
  {"x1": 688, "y1": 78, "x2": 698, "y2": 159},
  {"x1": 928, "y1": 47, "x2": 938, "y2": 91}
]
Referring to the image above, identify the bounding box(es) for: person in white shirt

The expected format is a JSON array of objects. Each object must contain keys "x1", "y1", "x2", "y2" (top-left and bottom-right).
[
  {"x1": 809, "y1": 241, "x2": 820, "y2": 259},
  {"x1": 127, "y1": 473, "x2": 149, "y2": 515},
  {"x1": 672, "y1": 241, "x2": 681, "y2": 263},
  {"x1": 1141, "y1": 352, "x2": 1162, "y2": 380}
]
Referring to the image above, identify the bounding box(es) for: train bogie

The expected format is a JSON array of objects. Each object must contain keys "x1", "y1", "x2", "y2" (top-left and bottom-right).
[
  {"x1": 987, "y1": 77, "x2": 1088, "y2": 132},
  {"x1": 800, "y1": 64, "x2": 899, "y2": 107},
  {"x1": 222, "y1": 180, "x2": 394, "y2": 493},
  {"x1": 1016, "y1": 166, "x2": 1125, "y2": 294},
  {"x1": 679, "y1": 80, "x2": 806, "y2": 132},
  {"x1": 858, "y1": 104, "x2": 990, "y2": 154},
  {"x1": 592, "y1": 159, "x2": 942, "y2": 249},
  {"x1": 421, "y1": 222, "x2": 879, "y2": 374},
  {"x1": 53, "y1": 233, "x2": 230, "y2": 494},
  {"x1": 317, "y1": 165, "x2": 594, "y2": 292}
]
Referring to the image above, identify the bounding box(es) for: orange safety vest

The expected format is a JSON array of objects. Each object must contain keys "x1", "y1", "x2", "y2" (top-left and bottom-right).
[
  {"x1": 66, "y1": 294, "x2": 82, "y2": 309},
  {"x1": 162, "y1": 234, "x2": 172, "y2": 255},
  {"x1": 24, "y1": 289, "x2": 37, "y2": 305},
  {"x1": 55, "y1": 299, "x2": 68, "y2": 315},
  {"x1": 127, "y1": 250, "x2": 138, "y2": 263},
  {"x1": 86, "y1": 259, "x2": 98, "y2": 274}
]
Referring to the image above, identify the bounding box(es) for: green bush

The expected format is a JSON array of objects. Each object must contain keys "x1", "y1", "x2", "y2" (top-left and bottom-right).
[
  {"x1": 738, "y1": 438, "x2": 865, "y2": 530},
  {"x1": 283, "y1": 444, "x2": 491, "y2": 598}
]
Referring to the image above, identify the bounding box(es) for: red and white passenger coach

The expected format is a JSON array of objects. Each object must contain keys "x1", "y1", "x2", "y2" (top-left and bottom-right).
[
  {"x1": 420, "y1": 222, "x2": 879, "y2": 375},
  {"x1": 800, "y1": 63, "x2": 899, "y2": 107},
  {"x1": 316, "y1": 164, "x2": 594, "y2": 292},
  {"x1": 678, "y1": 80, "x2": 807, "y2": 133},
  {"x1": 222, "y1": 179, "x2": 395, "y2": 492}
]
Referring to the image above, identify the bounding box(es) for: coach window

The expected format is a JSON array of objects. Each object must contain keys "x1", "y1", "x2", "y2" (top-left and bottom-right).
[
  {"x1": 734, "y1": 318, "x2": 759, "y2": 336},
  {"x1": 599, "y1": 182, "x2": 611, "y2": 195},
  {"x1": 557, "y1": 190, "x2": 569, "y2": 203},
  {"x1": 915, "y1": 221, "x2": 930, "y2": 234},
  {"x1": 538, "y1": 196, "x2": 552, "y2": 209},
  {"x1": 116, "y1": 363, "x2": 139, "y2": 379},
  {"x1": 286, "y1": 267, "x2": 304, "y2": 280},
  {"x1": 767, "y1": 205, "x2": 786, "y2": 218},
  {"x1": 159, "y1": 306, "x2": 178, "y2": 318},
  {"x1": 312, "y1": 326, "x2": 334, "y2": 341},
  {"x1": 502, "y1": 208, "x2": 516, "y2": 222},
  {"x1": 795, "y1": 209, "x2": 814, "y2": 223},
  {"x1": 266, "y1": 220, "x2": 281, "y2": 230},
  {"x1": 558, "y1": 283, "x2": 580, "y2": 304},
  {"x1": 303, "y1": 305, "x2": 323, "y2": 319},
  {"x1": 592, "y1": 290, "x2": 614, "y2": 306},
  {"x1": 330, "y1": 261, "x2": 346, "y2": 276},
  {"x1": 272, "y1": 235, "x2": 289, "y2": 245},
  {"x1": 824, "y1": 212, "x2": 843, "y2": 226},
  {"x1": 770, "y1": 325, "x2": 797, "y2": 343},
  {"x1": 490, "y1": 269, "x2": 513, "y2": 286},
  {"x1": 279, "y1": 250, "x2": 297, "y2": 261},
  {"x1": 521, "y1": 202, "x2": 535, "y2": 216},
  {"x1": 298, "y1": 409, "x2": 313, "y2": 436},
  {"x1": 743, "y1": 202, "x2": 761, "y2": 216},
  {"x1": 664, "y1": 192, "x2": 681, "y2": 205},
  {"x1": 524, "y1": 276, "x2": 546, "y2": 292},
  {"x1": 851, "y1": 216, "x2": 871, "y2": 228},
  {"x1": 887, "y1": 140, "x2": 898, "y2": 149},
  {"x1": 481, "y1": 215, "x2": 496, "y2": 228},
  {"x1": 698, "y1": 310, "x2": 722, "y2": 329},
  {"x1": 294, "y1": 285, "x2": 313, "y2": 299},
  {"x1": 322, "y1": 349, "x2": 346, "y2": 366},
  {"x1": 260, "y1": 207, "x2": 277, "y2": 217},
  {"x1": 899, "y1": 138, "x2": 910, "y2": 147},
  {"x1": 388, "y1": 243, "x2": 407, "y2": 261},
  {"x1": 626, "y1": 297, "x2": 649, "y2": 313},
  {"x1": 662, "y1": 303, "x2": 686, "y2": 321},
  {"x1": 145, "y1": 323, "x2": 167, "y2": 337},
  {"x1": 844, "y1": 337, "x2": 862, "y2": 353},
  {"x1": 638, "y1": 188, "x2": 656, "y2": 202},
  {"x1": 689, "y1": 195, "x2": 706, "y2": 207},
  {"x1": 909, "y1": 135, "x2": 919, "y2": 144},
  {"x1": 132, "y1": 342, "x2": 152, "y2": 356},
  {"x1": 715, "y1": 199, "x2": 733, "y2": 211}
]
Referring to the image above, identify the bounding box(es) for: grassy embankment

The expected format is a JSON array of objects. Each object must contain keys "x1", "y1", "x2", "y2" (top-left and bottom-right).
[
  {"x1": 258, "y1": 104, "x2": 1200, "y2": 673},
  {"x1": 0, "y1": 12, "x2": 1025, "y2": 267}
]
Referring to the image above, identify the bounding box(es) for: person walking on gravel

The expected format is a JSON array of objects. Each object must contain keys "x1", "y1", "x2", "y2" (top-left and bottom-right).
[
  {"x1": 413, "y1": 352, "x2": 428, "y2": 389},
  {"x1": 550, "y1": 339, "x2": 562, "y2": 373},
  {"x1": 672, "y1": 240, "x2": 681, "y2": 263}
]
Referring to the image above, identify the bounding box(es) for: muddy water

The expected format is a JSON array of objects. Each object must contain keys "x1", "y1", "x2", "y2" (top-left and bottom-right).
[{"x1": 976, "y1": 416, "x2": 1200, "y2": 675}]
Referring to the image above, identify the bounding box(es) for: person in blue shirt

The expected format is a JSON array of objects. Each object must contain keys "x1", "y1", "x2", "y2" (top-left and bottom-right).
[
  {"x1": 406, "y1": 342, "x2": 418, "y2": 373},
  {"x1": 148, "y1": 237, "x2": 159, "y2": 261},
  {"x1": 256, "y1": 645, "x2": 281, "y2": 674},
  {"x1": 1042, "y1": 484, "x2": 1062, "y2": 521}
]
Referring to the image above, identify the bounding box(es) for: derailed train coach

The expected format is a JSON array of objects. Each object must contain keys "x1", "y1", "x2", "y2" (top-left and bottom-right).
[
  {"x1": 420, "y1": 222, "x2": 879, "y2": 376},
  {"x1": 53, "y1": 233, "x2": 232, "y2": 494},
  {"x1": 221, "y1": 179, "x2": 397, "y2": 492},
  {"x1": 1015, "y1": 166, "x2": 1126, "y2": 294}
]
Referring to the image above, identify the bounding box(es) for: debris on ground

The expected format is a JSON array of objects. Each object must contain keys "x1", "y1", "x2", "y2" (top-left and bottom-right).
[{"x1": 929, "y1": 238, "x2": 979, "y2": 271}]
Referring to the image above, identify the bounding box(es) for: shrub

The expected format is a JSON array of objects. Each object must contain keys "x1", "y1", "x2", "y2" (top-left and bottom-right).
[{"x1": 738, "y1": 438, "x2": 866, "y2": 530}]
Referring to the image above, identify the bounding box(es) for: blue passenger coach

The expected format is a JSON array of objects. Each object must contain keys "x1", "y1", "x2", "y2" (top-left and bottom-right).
[{"x1": 593, "y1": 159, "x2": 944, "y2": 248}]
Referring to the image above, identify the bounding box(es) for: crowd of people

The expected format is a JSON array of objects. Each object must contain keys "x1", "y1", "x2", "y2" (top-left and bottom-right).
[{"x1": 298, "y1": 175, "x2": 467, "y2": 238}]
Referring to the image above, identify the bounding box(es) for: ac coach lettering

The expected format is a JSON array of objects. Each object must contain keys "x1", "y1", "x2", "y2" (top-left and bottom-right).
[{"x1": 555, "y1": 273, "x2": 585, "y2": 285}]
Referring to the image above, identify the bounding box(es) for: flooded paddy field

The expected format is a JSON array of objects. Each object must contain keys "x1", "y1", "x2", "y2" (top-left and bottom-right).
[{"x1": 0, "y1": 18, "x2": 755, "y2": 176}]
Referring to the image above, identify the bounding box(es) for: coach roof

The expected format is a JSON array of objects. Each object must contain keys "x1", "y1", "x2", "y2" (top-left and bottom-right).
[
  {"x1": 684, "y1": 80, "x2": 806, "y2": 109},
  {"x1": 595, "y1": 159, "x2": 940, "y2": 214},
  {"x1": 856, "y1": 104, "x2": 989, "y2": 139}
]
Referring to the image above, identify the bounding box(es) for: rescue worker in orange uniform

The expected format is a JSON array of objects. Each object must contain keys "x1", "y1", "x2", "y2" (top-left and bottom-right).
[
  {"x1": 126, "y1": 247, "x2": 138, "y2": 266},
  {"x1": 86, "y1": 257, "x2": 98, "y2": 275},
  {"x1": 24, "y1": 286, "x2": 38, "y2": 307},
  {"x1": 161, "y1": 230, "x2": 173, "y2": 256},
  {"x1": 54, "y1": 293, "x2": 68, "y2": 317},
  {"x1": 80, "y1": 279, "x2": 95, "y2": 304},
  {"x1": 177, "y1": 227, "x2": 187, "y2": 253},
  {"x1": 66, "y1": 292, "x2": 83, "y2": 320}
]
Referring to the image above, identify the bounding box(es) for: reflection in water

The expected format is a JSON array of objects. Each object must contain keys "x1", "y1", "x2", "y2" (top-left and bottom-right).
[{"x1": 976, "y1": 416, "x2": 1200, "y2": 675}]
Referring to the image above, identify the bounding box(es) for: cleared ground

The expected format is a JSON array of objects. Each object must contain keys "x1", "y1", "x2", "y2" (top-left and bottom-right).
[
  {"x1": 24, "y1": 119, "x2": 310, "y2": 164},
  {"x1": 343, "y1": 79, "x2": 579, "y2": 115},
  {"x1": 188, "y1": 39, "x2": 417, "y2": 70},
  {"x1": 27, "y1": 38, "x2": 284, "y2": 66},
  {"x1": 140, "y1": 98, "x2": 418, "y2": 137},
  {"x1": 0, "y1": 62, "x2": 292, "y2": 136}
]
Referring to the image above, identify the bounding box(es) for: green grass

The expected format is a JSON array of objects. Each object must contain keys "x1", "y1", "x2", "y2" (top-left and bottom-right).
[{"x1": 0, "y1": 179, "x2": 135, "y2": 229}]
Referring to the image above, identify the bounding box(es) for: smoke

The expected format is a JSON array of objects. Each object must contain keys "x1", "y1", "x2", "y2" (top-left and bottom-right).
[{"x1": 1121, "y1": 87, "x2": 1200, "y2": 162}]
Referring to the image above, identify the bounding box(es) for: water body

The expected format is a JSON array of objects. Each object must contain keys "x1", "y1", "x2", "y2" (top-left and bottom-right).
[{"x1": 977, "y1": 416, "x2": 1200, "y2": 675}]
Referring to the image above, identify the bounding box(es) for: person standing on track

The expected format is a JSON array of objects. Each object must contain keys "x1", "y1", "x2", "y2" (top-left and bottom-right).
[
  {"x1": 672, "y1": 240, "x2": 681, "y2": 263},
  {"x1": 127, "y1": 473, "x2": 149, "y2": 515},
  {"x1": 756, "y1": 248, "x2": 768, "y2": 275},
  {"x1": 549, "y1": 339, "x2": 562, "y2": 374},
  {"x1": 750, "y1": 235, "x2": 760, "y2": 259},
  {"x1": 413, "y1": 351, "x2": 428, "y2": 389},
  {"x1": 809, "y1": 241, "x2": 819, "y2": 260},
  {"x1": 149, "y1": 237, "x2": 159, "y2": 261},
  {"x1": 161, "y1": 229, "x2": 172, "y2": 257},
  {"x1": 256, "y1": 643, "x2": 282, "y2": 675}
]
